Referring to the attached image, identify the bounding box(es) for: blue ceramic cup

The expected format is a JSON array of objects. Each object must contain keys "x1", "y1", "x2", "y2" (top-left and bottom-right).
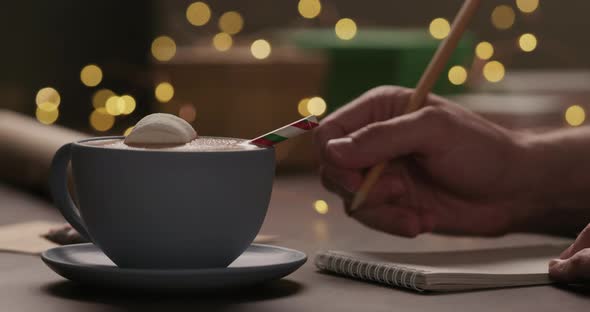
[{"x1": 49, "y1": 137, "x2": 274, "y2": 269}]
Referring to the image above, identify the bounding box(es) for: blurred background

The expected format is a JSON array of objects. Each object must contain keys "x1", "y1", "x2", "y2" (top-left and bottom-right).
[{"x1": 1, "y1": 0, "x2": 588, "y2": 190}]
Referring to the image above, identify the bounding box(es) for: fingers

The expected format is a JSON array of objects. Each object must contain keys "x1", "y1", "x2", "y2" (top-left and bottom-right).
[
  {"x1": 549, "y1": 223, "x2": 590, "y2": 284},
  {"x1": 351, "y1": 204, "x2": 434, "y2": 238},
  {"x1": 549, "y1": 248, "x2": 590, "y2": 284},
  {"x1": 314, "y1": 86, "x2": 412, "y2": 160},
  {"x1": 325, "y1": 106, "x2": 450, "y2": 169},
  {"x1": 320, "y1": 165, "x2": 405, "y2": 208},
  {"x1": 560, "y1": 224, "x2": 590, "y2": 259}
]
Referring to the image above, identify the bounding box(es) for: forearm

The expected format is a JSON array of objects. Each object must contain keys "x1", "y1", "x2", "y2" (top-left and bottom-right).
[
  {"x1": 518, "y1": 127, "x2": 590, "y2": 236},
  {"x1": 0, "y1": 110, "x2": 87, "y2": 194}
]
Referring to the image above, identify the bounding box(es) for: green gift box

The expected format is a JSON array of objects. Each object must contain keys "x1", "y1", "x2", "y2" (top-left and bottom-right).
[{"x1": 290, "y1": 29, "x2": 475, "y2": 113}]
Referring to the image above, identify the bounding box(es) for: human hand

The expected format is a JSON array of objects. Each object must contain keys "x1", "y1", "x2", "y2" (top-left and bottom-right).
[
  {"x1": 315, "y1": 86, "x2": 542, "y2": 237},
  {"x1": 549, "y1": 223, "x2": 590, "y2": 284}
]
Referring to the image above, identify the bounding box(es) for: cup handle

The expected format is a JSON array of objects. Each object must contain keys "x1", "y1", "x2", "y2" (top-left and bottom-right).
[{"x1": 49, "y1": 143, "x2": 91, "y2": 240}]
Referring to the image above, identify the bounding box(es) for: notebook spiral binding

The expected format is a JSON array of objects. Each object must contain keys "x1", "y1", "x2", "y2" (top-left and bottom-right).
[{"x1": 315, "y1": 252, "x2": 424, "y2": 292}]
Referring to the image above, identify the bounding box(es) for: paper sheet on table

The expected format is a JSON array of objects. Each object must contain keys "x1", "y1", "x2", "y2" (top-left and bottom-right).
[
  {"x1": 0, "y1": 221, "x2": 277, "y2": 255},
  {"x1": 0, "y1": 221, "x2": 61, "y2": 255}
]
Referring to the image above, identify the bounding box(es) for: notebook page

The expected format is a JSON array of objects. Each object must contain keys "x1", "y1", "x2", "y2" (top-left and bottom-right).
[{"x1": 327, "y1": 244, "x2": 568, "y2": 275}]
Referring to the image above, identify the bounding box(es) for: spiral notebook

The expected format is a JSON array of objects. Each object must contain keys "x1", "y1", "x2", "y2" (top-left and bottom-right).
[{"x1": 315, "y1": 244, "x2": 567, "y2": 292}]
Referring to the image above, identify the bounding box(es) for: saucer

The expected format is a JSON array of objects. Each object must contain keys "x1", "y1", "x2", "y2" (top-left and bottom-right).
[{"x1": 41, "y1": 243, "x2": 306, "y2": 291}]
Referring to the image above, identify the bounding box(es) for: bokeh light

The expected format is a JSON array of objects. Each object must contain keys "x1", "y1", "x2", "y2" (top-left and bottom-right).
[
  {"x1": 307, "y1": 96, "x2": 327, "y2": 116},
  {"x1": 475, "y1": 41, "x2": 494, "y2": 60},
  {"x1": 90, "y1": 108, "x2": 115, "y2": 132},
  {"x1": 92, "y1": 89, "x2": 115, "y2": 109},
  {"x1": 429, "y1": 17, "x2": 450, "y2": 40},
  {"x1": 448, "y1": 65, "x2": 467, "y2": 85},
  {"x1": 297, "y1": 97, "x2": 310, "y2": 116},
  {"x1": 218, "y1": 11, "x2": 244, "y2": 35},
  {"x1": 298, "y1": 0, "x2": 321, "y2": 19},
  {"x1": 124, "y1": 127, "x2": 134, "y2": 136},
  {"x1": 35, "y1": 107, "x2": 59, "y2": 125},
  {"x1": 151, "y1": 36, "x2": 176, "y2": 61},
  {"x1": 37, "y1": 102, "x2": 58, "y2": 112},
  {"x1": 565, "y1": 105, "x2": 586, "y2": 127},
  {"x1": 155, "y1": 82, "x2": 174, "y2": 103},
  {"x1": 212, "y1": 32, "x2": 233, "y2": 52},
  {"x1": 491, "y1": 5, "x2": 515, "y2": 30},
  {"x1": 120, "y1": 95, "x2": 136, "y2": 115},
  {"x1": 80, "y1": 64, "x2": 103, "y2": 87},
  {"x1": 518, "y1": 33, "x2": 537, "y2": 52},
  {"x1": 483, "y1": 61, "x2": 505, "y2": 83},
  {"x1": 35, "y1": 87, "x2": 60, "y2": 107},
  {"x1": 314, "y1": 200, "x2": 329, "y2": 214},
  {"x1": 335, "y1": 18, "x2": 357, "y2": 40},
  {"x1": 179, "y1": 104, "x2": 197, "y2": 122},
  {"x1": 516, "y1": 0, "x2": 539, "y2": 13},
  {"x1": 250, "y1": 39, "x2": 271, "y2": 59},
  {"x1": 105, "y1": 96, "x2": 125, "y2": 116},
  {"x1": 186, "y1": 2, "x2": 211, "y2": 26}
]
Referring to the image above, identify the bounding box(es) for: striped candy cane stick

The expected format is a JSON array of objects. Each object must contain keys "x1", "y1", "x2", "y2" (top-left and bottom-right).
[{"x1": 249, "y1": 115, "x2": 319, "y2": 147}]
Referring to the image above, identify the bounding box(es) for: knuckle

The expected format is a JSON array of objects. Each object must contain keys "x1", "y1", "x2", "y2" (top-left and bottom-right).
[
  {"x1": 368, "y1": 85, "x2": 401, "y2": 96},
  {"x1": 419, "y1": 106, "x2": 454, "y2": 128},
  {"x1": 366, "y1": 85, "x2": 412, "y2": 103},
  {"x1": 568, "y1": 253, "x2": 589, "y2": 269},
  {"x1": 361, "y1": 121, "x2": 390, "y2": 138}
]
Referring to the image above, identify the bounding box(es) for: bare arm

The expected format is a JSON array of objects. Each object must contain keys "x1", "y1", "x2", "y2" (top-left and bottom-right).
[
  {"x1": 0, "y1": 109, "x2": 87, "y2": 194},
  {"x1": 516, "y1": 128, "x2": 590, "y2": 236}
]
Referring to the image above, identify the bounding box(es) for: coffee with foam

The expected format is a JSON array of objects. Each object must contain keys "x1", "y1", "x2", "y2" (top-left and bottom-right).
[{"x1": 86, "y1": 137, "x2": 260, "y2": 151}]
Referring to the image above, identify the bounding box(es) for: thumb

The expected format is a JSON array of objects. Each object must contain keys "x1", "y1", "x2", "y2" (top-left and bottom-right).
[
  {"x1": 549, "y1": 248, "x2": 590, "y2": 284},
  {"x1": 326, "y1": 107, "x2": 441, "y2": 168},
  {"x1": 560, "y1": 224, "x2": 590, "y2": 259}
]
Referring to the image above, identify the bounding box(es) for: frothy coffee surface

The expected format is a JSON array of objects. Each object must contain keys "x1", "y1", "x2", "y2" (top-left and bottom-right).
[{"x1": 84, "y1": 137, "x2": 261, "y2": 152}]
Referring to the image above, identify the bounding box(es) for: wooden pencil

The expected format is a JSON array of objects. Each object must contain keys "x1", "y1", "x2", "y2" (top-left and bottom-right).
[{"x1": 349, "y1": 0, "x2": 481, "y2": 212}]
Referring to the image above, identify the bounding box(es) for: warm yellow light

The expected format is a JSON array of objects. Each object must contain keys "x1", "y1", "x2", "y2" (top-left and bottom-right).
[
  {"x1": 151, "y1": 36, "x2": 176, "y2": 62},
  {"x1": 218, "y1": 11, "x2": 244, "y2": 35},
  {"x1": 429, "y1": 17, "x2": 450, "y2": 40},
  {"x1": 298, "y1": 0, "x2": 321, "y2": 19},
  {"x1": 297, "y1": 98, "x2": 310, "y2": 116},
  {"x1": 80, "y1": 64, "x2": 103, "y2": 87},
  {"x1": 105, "y1": 96, "x2": 125, "y2": 116},
  {"x1": 90, "y1": 108, "x2": 115, "y2": 132},
  {"x1": 491, "y1": 5, "x2": 515, "y2": 30},
  {"x1": 448, "y1": 66, "x2": 468, "y2": 85},
  {"x1": 516, "y1": 0, "x2": 539, "y2": 13},
  {"x1": 35, "y1": 87, "x2": 60, "y2": 107},
  {"x1": 565, "y1": 105, "x2": 586, "y2": 127},
  {"x1": 120, "y1": 95, "x2": 136, "y2": 115},
  {"x1": 518, "y1": 33, "x2": 537, "y2": 52},
  {"x1": 335, "y1": 18, "x2": 357, "y2": 40},
  {"x1": 307, "y1": 96, "x2": 327, "y2": 116},
  {"x1": 250, "y1": 39, "x2": 271, "y2": 60},
  {"x1": 475, "y1": 41, "x2": 494, "y2": 60},
  {"x1": 155, "y1": 82, "x2": 174, "y2": 103},
  {"x1": 37, "y1": 102, "x2": 58, "y2": 112},
  {"x1": 124, "y1": 126, "x2": 134, "y2": 136},
  {"x1": 35, "y1": 107, "x2": 59, "y2": 125},
  {"x1": 212, "y1": 32, "x2": 233, "y2": 52},
  {"x1": 179, "y1": 104, "x2": 197, "y2": 122},
  {"x1": 314, "y1": 200, "x2": 329, "y2": 214},
  {"x1": 483, "y1": 61, "x2": 505, "y2": 83},
  {"x1": 186, "y1": 2, "x2": 211, "y2": 26},
  {"x1": 92, "y1": 89, "x2": 115, "y2": 109}
]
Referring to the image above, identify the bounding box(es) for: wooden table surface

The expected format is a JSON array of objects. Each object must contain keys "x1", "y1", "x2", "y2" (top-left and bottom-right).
[{"x1": 1, "y1": 175, "x2": 589, "y2": 311}]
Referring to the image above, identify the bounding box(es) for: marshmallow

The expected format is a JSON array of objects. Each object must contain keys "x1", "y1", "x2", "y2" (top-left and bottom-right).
[{"x1": 124, "y1": 113, "x2": 197, "y2": 145}]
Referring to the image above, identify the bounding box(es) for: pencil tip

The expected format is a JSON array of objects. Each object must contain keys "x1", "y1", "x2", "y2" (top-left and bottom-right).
[{"x1": 349, "y1": 193, "x2": 365, "y2": 213}]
